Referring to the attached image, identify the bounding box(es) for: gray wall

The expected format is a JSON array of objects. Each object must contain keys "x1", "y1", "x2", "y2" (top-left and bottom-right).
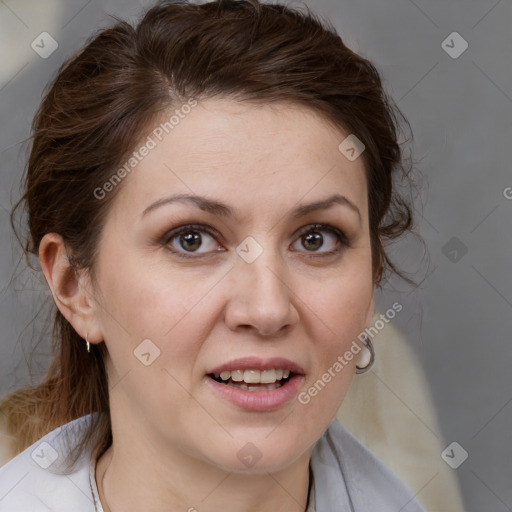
[{"x1": 1, "y1": 1, "x2": 511, "y2": 510}]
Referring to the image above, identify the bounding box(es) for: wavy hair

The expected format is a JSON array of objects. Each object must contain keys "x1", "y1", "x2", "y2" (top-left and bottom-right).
[{"x1": 2, "y1": 0, "x2": 415, "y2": 468}]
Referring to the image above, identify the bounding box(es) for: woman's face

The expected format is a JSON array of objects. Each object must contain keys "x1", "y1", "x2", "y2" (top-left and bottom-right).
[{"x1": 90, "y1": 98, "x2": 374, "y2": 472}]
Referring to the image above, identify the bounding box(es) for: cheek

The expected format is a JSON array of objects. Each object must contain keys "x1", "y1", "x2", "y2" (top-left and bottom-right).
[
  {"x1": 296, "y1": 281, "x2": 371, "y2": 422},
  {"x1": 301, "y1": 265, "x2": 373, "y2": 382},
  {"x1": 96, "y1": 256, "x2": 209, "y2": 418},
  {"x1": 307, "y1": 270, "x2": 373, "y2": 337},
  {"x1": 95, "y1": 248, "x2": 218, "y2": 369}
]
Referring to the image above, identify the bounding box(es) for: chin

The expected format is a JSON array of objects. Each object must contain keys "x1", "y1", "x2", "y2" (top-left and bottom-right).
[{"x1": 201, "y1": 436, "x2": 309, "y2": 475}]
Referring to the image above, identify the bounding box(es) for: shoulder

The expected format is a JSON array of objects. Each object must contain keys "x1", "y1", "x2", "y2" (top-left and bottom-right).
[
  {"x1": 311, "y1": 418, "x2": 425, "y2": 512},
  {"x1": 0, "y1": 415, "x2": 95, "y2": 512}
]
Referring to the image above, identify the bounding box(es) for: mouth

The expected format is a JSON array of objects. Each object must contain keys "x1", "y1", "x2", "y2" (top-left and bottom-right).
[
  {"x1": 207, "y1": 368, "x2": 295, "y2": 391},
  {"x1": 205, "y1": 357, "x2": 305, "y2": 411}
]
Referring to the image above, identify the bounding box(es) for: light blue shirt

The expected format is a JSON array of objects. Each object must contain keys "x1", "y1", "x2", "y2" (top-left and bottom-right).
[{"x1": 0, "y1": 414, "x2": 424, "y2": 511}]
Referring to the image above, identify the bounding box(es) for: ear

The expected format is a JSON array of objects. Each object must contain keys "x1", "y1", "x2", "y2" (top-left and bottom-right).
[{"x1": 39, "y1": 233, "x2": 103, "y2": 346}]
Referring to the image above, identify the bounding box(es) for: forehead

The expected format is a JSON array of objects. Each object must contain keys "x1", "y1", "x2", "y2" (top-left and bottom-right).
[{"x1": 108, "y1": 98, "x2": 368, "y2": 223}]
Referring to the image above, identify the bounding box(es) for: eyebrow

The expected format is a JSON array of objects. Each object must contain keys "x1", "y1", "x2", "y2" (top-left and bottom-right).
[{"x1": 142, "y1": 192, "x2": 361, "y2": 222}]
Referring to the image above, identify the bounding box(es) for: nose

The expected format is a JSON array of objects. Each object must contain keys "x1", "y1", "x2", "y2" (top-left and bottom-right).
[{"x1": 224, "y1": 247, "x2": 299, "y2": 337}]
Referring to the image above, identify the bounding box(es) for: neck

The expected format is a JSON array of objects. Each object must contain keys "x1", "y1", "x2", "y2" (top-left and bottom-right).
[
  {"x1": 95, "y1": 443, "x2": 311, "y2": 512},
  {"x1": 96, "y1": 359, "x2": 314, "y2": 512}
]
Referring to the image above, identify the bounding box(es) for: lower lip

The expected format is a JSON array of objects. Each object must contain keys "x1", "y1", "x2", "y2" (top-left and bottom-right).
[{"x1": 205, "y1": 375, "x2": 304, "y2": 412}]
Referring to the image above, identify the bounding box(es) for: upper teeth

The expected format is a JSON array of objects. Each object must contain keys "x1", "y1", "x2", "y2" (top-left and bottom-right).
[{"x1": 218, "y1": 369, "x2": 291, "y2": 384}]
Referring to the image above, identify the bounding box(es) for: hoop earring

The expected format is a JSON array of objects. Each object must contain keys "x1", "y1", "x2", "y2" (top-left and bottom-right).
[
  {"x1": 355, "y1": 334, "x2": 374, "y2": 374},
  {"x1": 85, "y1": 332, "x2": 91, "y2": 353}
]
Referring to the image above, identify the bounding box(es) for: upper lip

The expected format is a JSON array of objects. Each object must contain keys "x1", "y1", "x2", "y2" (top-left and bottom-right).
[{"x1": 207, "y1": 357, "x2": 305, "y2": 377}]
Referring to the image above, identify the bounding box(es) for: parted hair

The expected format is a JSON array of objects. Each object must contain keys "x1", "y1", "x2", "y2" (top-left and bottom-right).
[{"x1": 2, "y1": 0, "x2": 414, "y2": 468}]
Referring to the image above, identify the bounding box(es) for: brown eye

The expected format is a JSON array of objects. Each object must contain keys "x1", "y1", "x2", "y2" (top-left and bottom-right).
[
  {"x1": 301, "y1": 231, "x2": 324, "y2": 251},
  {"x1": 165, "y1": 224, "x2": 222, "y2": 257},
  {"x1": 292, "y1": 224, "x2": 349, "y2": 255},
  {"x1": 179, "y1": 231, "x2": 202, "y2": 252}
]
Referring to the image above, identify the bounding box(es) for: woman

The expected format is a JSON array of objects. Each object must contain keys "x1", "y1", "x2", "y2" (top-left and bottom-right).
[{"x1": 0, "y1": 0, "x2": 424, "y2": 510}]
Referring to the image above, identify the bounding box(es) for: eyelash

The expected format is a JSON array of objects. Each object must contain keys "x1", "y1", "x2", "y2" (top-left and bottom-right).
[{"x1": 162, "y1": 223, "x2": 350, "y2": 260}]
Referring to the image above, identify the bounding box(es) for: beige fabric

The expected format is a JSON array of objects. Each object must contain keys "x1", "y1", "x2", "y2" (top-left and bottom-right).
[{"x1": 336, "y1": 312, "x2": 465, "y2": 512}]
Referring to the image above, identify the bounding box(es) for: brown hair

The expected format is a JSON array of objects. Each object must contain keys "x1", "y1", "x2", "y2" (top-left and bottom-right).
[{"x1": 2, "y1": 0, "x2": 415, "y2": 467}]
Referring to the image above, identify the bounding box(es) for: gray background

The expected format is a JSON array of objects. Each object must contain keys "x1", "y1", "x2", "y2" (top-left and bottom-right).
[{"x1": 1, "y1": 0, "x2": 511, "y2": 510}]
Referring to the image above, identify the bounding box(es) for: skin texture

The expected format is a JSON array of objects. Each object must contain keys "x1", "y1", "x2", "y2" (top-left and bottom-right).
[{"x1": 39, "y1": 98, "x2": 375, "y2": 512}]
